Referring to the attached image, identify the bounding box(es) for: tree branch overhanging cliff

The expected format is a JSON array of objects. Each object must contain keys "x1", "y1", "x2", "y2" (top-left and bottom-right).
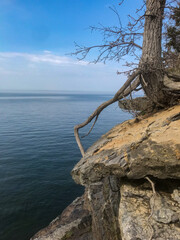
[{"x1": 72, "y1": 0, "x2": 180, "y2": 156}]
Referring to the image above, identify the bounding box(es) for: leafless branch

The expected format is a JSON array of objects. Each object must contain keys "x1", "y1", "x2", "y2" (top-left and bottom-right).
[
  {"x1": 119, "y1": 0, "x2": 125, "y2": 7},
  {"x1": 109, "y1": 5, "x2": 122, "y2": 28},
  {"x1": 71, "y1": 4, "x2": 143, "y2": 64},
  {"x1": 74, "y1": 69, "x2": 141, "y2": 156},
  {"x1": 72, "y1": 0, "x2": 180, "y2": 156},
  {"x1": 72, "y1": 40, "x2": 142, "y2": 64}
]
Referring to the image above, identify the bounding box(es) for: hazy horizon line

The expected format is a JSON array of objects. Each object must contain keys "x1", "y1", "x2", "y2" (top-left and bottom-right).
[{"x1": 0, "y1": 89, "x2": 116, "y2": 94}]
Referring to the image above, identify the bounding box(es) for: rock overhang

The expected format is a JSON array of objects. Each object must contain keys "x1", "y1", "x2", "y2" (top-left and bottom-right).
[{"x1": 72, "y1": 105, "x2": 180, "y2": 185}]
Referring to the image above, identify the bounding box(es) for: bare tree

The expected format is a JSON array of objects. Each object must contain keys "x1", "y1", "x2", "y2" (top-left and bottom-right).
[{"x1": 72, "y1": 0, "x2": 180, "y2": 156}]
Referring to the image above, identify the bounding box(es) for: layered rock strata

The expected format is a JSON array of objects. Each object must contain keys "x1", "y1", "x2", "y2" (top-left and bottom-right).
[
  {"x1": 31, "y1": 105, "x2": 180, "y2": 240},
  {"x1": 31, "y1": 195, "x2": 92, "y2": 240}
]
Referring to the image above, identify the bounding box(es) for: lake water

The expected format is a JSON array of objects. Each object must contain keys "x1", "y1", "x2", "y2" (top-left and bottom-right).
[{"x1": 0, "y1": 91, "x2": 131, "y2": 240}]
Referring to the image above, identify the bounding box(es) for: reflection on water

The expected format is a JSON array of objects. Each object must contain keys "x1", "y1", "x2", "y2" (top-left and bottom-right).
[{"x1": 0, "y1": 91, "x2": 131, "y2": 240}]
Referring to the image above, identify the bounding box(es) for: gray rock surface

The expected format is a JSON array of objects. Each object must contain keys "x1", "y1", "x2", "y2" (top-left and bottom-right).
[
  {"x1": 72, "y1": 105, "x2": 180, "y2": 184},
  {"x1": 119, "y1": 179, "x2": 180, "y2": 240},
  {"x1": 31, "y1": 105, "x2": 180, "y2": 240},
  {"x1": 30, "y1": 195, "x2": 92, "y2": 240}
]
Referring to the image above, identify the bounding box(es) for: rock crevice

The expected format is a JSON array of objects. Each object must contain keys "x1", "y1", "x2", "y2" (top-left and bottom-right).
[{"x1": 31, "y1": 105, "x2": 180, "y2": 240}]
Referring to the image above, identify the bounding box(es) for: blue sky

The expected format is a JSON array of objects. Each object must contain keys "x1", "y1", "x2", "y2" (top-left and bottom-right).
[{"x1": 0, "y1": 0, "x2": 141, "y2": 92}]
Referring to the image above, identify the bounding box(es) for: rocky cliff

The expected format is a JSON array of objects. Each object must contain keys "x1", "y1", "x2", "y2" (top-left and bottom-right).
[{"x1": 31, "y1": 104, "x2": 180, "y2": 240}]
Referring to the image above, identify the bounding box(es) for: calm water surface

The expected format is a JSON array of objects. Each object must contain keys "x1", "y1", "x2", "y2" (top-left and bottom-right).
[{"x1": 0, "y1": 92, "x2": 131, "y2": 240}]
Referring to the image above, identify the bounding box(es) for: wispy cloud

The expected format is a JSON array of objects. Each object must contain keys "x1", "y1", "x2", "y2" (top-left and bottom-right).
[
  {"x1": 0, "y1": 51, "x2": 88, "y2": 66},
  {"x1": 0, "y1": 50, "x2": 124, "y2": 92}
]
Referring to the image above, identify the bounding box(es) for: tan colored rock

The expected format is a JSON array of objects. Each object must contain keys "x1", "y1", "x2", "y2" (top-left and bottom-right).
[
  {"x1": 72, "y1": 105, "x2": 180, "y2": 185},
  {"x1": 70, "y1": 104, "x2": 180, "y2": 240},
  {"x1": 32, "y1": 105, "x2": 180, "y2": 240}
]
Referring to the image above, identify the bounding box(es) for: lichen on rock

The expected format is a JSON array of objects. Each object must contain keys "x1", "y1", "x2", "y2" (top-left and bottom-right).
[{"x1": 31, "y1": 105, "x2": 180, "y2": 240}]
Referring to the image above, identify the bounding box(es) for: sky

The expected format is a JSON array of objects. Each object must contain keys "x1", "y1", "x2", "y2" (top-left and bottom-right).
[{"x1": 0, "y1": 0, "x2": 141, "y2": 92}]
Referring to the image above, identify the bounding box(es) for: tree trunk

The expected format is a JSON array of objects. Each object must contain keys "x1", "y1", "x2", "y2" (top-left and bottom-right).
[{"x1": 140, "y1": 0, "x2": 168, "y2": 105}]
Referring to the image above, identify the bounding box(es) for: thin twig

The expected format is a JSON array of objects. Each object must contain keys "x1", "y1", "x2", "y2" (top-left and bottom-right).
[{"x1": 81, "y1": 115, "x2": 99, "y2": 138}]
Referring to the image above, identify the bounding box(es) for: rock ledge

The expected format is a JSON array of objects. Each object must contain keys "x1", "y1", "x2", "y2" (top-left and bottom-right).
[{"x1": 31, "y1": 105, "x2": 180, "y2": 240}]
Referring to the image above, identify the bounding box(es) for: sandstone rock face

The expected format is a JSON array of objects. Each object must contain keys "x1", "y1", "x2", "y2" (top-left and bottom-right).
[
  {"x1": 71, "y1": 105, "x2": 180, "y2": 240},
  {"x1": 72, "y1": 105, "x2": 180, "y2": 184},
  {"x1": 31, "y1": 105, "x2": 180, "y2": 240}
]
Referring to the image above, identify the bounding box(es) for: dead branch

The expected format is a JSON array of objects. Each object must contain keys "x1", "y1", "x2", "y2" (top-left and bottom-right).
[
  {"x1": 109, "y1": 6, "x2": 122, "y2": 28},
  {"x1": 134, "y1": 86, "x2": 142, "y2": 91},
  {"x1": 73, "y1": 0, "x2": 180, "y2": 156},
  {"x1": 72, "y1": 41, "x2": 142, "y2": 63},
  {"x1": 74, "y1": 69, "x2": 141, "y2": 156},
  {"x1": 71, "y1": 4, "x2": 143, "y2": 64}
]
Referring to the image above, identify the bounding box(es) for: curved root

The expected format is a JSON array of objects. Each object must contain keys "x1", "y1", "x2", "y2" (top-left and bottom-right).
[{"x1": 74, "y1": 69, "x2": 141, "y2": 156}]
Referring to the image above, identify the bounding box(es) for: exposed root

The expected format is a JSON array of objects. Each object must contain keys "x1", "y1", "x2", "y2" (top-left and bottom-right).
[
  {"x1": 145, "y1": 177, "x2": 157, "y2": 240},
  {"x1": 74, "y1": 69, "x2": 180, "y2": 156},
  {"x1": 166, "y1": 72, "x2": 180, "y2": 82},
  {"x1": 74, "y1": 69, "x2": 141, "y2": 156},
  {"x1": 81, "y1": 114, "x2": 99, "y2": 138},
  {"x1": 145, "y1": 177, "x2": 156, "y2": 195}
]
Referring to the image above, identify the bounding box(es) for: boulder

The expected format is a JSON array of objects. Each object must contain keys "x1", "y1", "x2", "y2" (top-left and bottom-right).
[{"x1": 72, "y1": 105, "x2": 180, "y2": 185}]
